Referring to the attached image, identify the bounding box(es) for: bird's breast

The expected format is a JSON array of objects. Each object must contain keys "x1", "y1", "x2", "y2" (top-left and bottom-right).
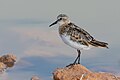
[{"x1": 60, "y1": 34, "x2": 90, "y2": 50}]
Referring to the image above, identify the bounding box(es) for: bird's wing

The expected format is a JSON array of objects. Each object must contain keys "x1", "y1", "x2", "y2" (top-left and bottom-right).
[{"x1": 67, "y1": 23, "x2": 94, "y2": 46}]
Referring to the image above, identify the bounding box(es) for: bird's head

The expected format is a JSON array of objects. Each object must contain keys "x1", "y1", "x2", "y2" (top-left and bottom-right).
[{"x1": 49, "y1": 14, "x2": 70, "y2": 27}]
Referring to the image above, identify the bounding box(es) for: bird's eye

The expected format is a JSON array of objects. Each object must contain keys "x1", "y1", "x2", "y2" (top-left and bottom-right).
[{"x1": 59, "y1": 18, "x2": 62, "y2": 20}]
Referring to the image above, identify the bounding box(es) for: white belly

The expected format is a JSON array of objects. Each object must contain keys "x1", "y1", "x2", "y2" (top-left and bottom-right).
[{"x1": 60, "y1": 35, "x2": 90, "y2": 50}]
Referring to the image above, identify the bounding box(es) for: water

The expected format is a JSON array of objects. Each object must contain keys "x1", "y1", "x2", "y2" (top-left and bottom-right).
[{"x1": 0, "y1": 19, "x2": 120, "y2": 80}]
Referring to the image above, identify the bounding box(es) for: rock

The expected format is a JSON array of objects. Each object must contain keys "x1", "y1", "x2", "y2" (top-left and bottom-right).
[
  {"x1": 0, "y1": 54, "x2": 17, "y2": 68},
  {"x1": 53, "y1": 64, "x2": 120, "y2": 80},
  {"x1": 0, "y1": 62, "x2": 6, "y2": 73},
  {"x1": 31, "y1": 76, "x2": 40, "y2": 80}
]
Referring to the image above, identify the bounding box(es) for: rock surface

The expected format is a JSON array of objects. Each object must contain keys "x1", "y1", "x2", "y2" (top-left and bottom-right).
[
  {"x1": 0, "y1": 54, "x2": 17, "y2": 73},
  {"x1": 0, "y1": 62, "x2": 6, "y2": 73},
  {"x1": 53, "y1": 64, "x2": 120, "y2": 80},
  {"x1": 31, "y1": 76, "x2": 40, "y2": 80},
  {"x1": 0, "y1": 54, "x2": 17, "y2": 68}
]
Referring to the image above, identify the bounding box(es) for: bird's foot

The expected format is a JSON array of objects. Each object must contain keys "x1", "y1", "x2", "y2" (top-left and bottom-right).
[
  {"x1": 66, "y1": 63, "x2": 75, "y2": 67},
  {"x1": 66, "y1": 63, "x2": 79, "y2": 67},
  {"x1": 78, "y1": 62, "x2": 80, "y2": 64}
]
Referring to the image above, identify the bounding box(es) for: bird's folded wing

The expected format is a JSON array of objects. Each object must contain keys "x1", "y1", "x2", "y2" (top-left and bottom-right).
[{"x1": 67, "y1": 23, "x2": 94, "y2": 46}]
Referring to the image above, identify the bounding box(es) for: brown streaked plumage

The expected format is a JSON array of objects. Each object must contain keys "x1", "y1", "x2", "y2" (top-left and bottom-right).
[
  {"x1": 59, "y1": 22, "x2": 108, "y2": 48},
  {"x1": 49, "y1": 14, "x2": 108, "y2": 66}
]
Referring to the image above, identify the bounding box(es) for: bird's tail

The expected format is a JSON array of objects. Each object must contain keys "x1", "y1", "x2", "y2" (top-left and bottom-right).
[{"x1": 89, "y1": 40, "x2": 108, "y2": 48}]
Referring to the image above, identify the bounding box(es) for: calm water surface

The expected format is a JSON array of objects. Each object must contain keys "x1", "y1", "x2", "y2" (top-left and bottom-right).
[{"x1": 0, "y1": 20, "x2": 120, "y2": 80}]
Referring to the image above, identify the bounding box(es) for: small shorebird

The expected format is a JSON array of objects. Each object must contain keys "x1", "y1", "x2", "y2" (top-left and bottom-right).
[{"x1": 49, "y1": 14, "x2": 108, "y2": 65}]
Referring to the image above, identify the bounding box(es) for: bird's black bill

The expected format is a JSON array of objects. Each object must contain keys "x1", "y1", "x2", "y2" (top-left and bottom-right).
[
  {"x1": 49, "y1": 18, "x2": 62, "y2": 27},
  {"x1": 49, "y1": 20, "x2": 58, "y2": 27}
]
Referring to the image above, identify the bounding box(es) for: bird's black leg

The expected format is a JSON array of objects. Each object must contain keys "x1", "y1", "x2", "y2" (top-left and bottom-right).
[
  {"x1": 77, "y1": 50, "x2": 81, "y2": 64},
  {"x1": 73, "y1": 49, "x2": 81, "y2": 64},
  {"x1": 73, "y1": 55, "x2": 79, "y2": 64},
  {"x1": 66, "y1": 49, "x2": 81, "y2": 67}
]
